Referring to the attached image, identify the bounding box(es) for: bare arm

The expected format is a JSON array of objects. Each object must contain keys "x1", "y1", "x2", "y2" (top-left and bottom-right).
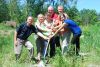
[
  {"x1": 53, "y1": 23, "x2": 62, "y2": 29},
  {"x1": 36, "y1": 23, "x2": 49, "y2": 32},
  {"x1": 51, "y1": 20, "x2": 63, "y2": 30},
  {"x1": 37, "y1": 32, "x2": 49, "y2": 40},
  {"x1": 14, "y1": 31, "x2": 17, "y2": 46},
  {"x1": 53, "y1": 23, "x2": 67, "y2": 36}
]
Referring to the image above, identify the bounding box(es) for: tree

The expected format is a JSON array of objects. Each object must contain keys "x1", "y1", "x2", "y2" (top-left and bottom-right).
[
  {"x1": 7, "y1": 0, "x2": 21, "y2": 23},
  {"x1": 47, "y1": 0, "x2": 78, "y2": 8},
  {"x1": 0, "y1": 0, "x2": 10, "y2": 22},
  {"x1": 97, "y1": 13, "x2": 100, "y2": 20},
  {"x1": 79, "y1": 9, "x2": 98, "y2": 25},
  {"x1": 2, "y1": 0, "x2": 92, "y2": 25},
  {"x1": 66, "y1": 6, "x2": 79, "y2": 19},
  {"x1": 26, "y1": 0, "x2": 46, "y2": 17}
]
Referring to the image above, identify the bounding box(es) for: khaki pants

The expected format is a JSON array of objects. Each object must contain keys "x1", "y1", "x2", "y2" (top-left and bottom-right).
[
  {"x1": 60, "y1": 31, "x2": 71, "y2": 54},
  {"x1": 14, "y1": 38, "x2": 33, "y2": 55}
]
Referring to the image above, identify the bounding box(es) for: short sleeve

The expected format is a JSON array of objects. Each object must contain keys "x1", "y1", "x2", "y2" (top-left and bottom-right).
[
  {"x1": 64, "y1": 19, "x2": 68, "y2": 25},
  {"x1": 16, "y1": 23, "x2": 24, "y2": 32},
  {"x1": 32, "y1": 25, "x2": 38, "y2": 34}
]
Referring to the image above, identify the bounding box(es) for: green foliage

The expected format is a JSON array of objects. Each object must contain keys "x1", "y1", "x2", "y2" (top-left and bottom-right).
[
  {"x1": 7, "y1": 0, "x2": 21, "y2": 23},
  {"x1": 66, "y1": 6, "x2": 79, "y2": 20},
  {"x1": 0, "y1": 0, "x2": 99, "y2": 26},
  {"x1": 0, "y1": 23, "x2": 14, "y2": 30},
  {"x1": 0, "y1": 0, "x2": 10, "y2": 22},
  {"x1": 65, "y1": 7, "x2": 98, "y2": 25},
  {"x1": 79, "y1": 9, "x2": 98, "y2": 25},
  {"x1": 25, "y1": 0, "x2": 46, "y2": 17},
  {"x1": 1, "y1": 23, "x2": 100, "y2": 67}
]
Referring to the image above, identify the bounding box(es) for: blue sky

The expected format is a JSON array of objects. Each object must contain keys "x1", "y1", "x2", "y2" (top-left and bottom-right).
[{"x1": 77, "y1": 0, "x2": 100, "y2": 13}]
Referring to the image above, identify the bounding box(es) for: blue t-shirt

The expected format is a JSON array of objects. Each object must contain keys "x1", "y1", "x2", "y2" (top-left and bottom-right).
[
  {"x1": 64, "y1": 19, "x2": 82, "y2": 35},
  {"x1": 17, "y1": 22, "x2": 38, "y2": 40}
]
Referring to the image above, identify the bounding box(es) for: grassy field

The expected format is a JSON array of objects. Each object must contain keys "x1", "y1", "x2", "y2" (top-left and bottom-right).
[{"x1": 0, "y1": 23, "x2": 100, "y2": 67}]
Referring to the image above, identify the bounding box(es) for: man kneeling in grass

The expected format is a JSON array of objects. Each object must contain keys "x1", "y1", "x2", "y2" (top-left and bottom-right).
[
  {"x1": 51, "y1": 14, "x2": 82, "y2": 55},
  {"x1": 14, "y1": 16, "x2": 49, "y2": 61}
]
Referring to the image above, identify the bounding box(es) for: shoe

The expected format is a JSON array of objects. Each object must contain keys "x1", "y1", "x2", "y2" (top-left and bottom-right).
[{"x1": 31, "y1": 57, "x2": 40, "y2": 63}]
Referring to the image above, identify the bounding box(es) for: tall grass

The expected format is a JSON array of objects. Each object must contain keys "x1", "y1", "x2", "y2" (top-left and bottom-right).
[{"x1": 0, "y1": 23, "x2": 100, "y2": 67}]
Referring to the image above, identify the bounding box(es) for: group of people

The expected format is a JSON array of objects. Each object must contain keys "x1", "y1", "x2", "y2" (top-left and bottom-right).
[{"x1": 14, "y1": 5, "x2": 82, "y2": 61}]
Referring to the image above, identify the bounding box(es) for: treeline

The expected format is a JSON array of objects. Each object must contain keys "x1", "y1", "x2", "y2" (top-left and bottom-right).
[{"x1": 0, "y1": 0, "x2": 100, "y2": 25}]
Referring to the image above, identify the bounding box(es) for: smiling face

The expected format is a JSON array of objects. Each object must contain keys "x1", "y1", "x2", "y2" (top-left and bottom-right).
[
  {"x1": 48, "y1": 6, "x2": 54, "y2": 15},
  {"x1": 60, "y1": 15, "x2": 65, "y2": 21},
  {"x1": 45, "y1": 12, "x2": 52, "y2": 22},
  {"x1": 27, "y1": 16, "x2": 34, "y2": 25},
  {"x1": 58, "y1": 14, "x2": 66, "y2": 21},
  {"x1": 38, "y1": 14, "x2": 45, "y2": 23},
  {"x1": 58, "y1": 6, "x2": 64, "y2": 14}
]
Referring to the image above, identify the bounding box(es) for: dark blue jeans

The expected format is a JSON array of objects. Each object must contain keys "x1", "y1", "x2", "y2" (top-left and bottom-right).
[
  {"x1": 54, "y1": 36, "x2": 60, "y2": 47},
  {"x1": 49, "y1": 37, "x2": 56, "y2": 58},
  {"x1": 71, "y1": 34, "x2": 81, "y2": 55},
  {"x1": 36, "y1": 37, "x2": 48, "y2": 58}
]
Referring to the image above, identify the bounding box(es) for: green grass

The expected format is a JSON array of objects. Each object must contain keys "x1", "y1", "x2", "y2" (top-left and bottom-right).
[
  {"x1": 0, "y1": 23, "x2": 100, "y2": 67},
  {"x1": 0, "y1": 23, "x2": 14, "y2": 30}
]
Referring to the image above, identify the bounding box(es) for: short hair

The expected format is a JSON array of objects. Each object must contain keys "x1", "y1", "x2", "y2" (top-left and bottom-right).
[
  {"x1": 45, "y1": 12, "x2": 51, "y2": 17},
  {"x1": 59, "y1": 13, "x2": 66, "y2": 19},
  {"x1": 58, "y1": 5, "x2": 64, "y2": 9},
  {"x1": 37, "y1": 14, "x2": 44, "y2": 19},
  {"x1": 27, "y1": 16, "x2": 33, "y2": 18},
  {"x1": 27, "y1": 16, "x2": 33, "y2": 20},
  {"x1": 48, "y1": 6, "x2": 54, "y2": 11}
]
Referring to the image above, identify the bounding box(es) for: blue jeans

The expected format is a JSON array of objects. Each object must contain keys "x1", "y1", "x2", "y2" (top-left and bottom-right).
[
  {"x1": 36, "y1": 37, "x2": 48, "y2": 58},
  {"x1": 49, "y1": 37, "x2": 55, "y2": 57},
  {"x1": 71, "y1": 34, "x2": 81, "y2": 55}
]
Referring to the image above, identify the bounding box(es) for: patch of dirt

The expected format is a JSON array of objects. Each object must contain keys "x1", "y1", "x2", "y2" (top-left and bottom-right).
[{"x1": 0, "y1": 30, "x2": 14, "y2": 36}]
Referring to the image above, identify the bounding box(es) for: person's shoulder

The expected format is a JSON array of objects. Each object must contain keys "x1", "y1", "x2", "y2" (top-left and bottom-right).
[
  {"x1": 63, "y1": 13, "x2": 68, "y2": 15},
  {"x1": 31, "y1": 24, "x2": 35, "y2": 28},
  {"x1": 53, "y1": 13, "x2": 58, "y2": 19},
  {"x1": 64, "y1": 12, "x2": 69, "y2": 14},
  {"x1": 63, "y1": 13, "x2": 69, "y2": 18},
  {"x1": 35, "y1": 20, "x2": 40, "y2": 25},
  {"x1": 30, "y1": 24, "x2": 37, "y2": 30},
  {"x1": 64, "y1": 19, "x2": 73, "y2": 24},
  {"x1": 20, "y1": 22, "x2": 26, "y2": 26},
  {"x1": 65, "y1": 19, "x2": 73, "y2": 22},
  {"x1": 54, "y1": 13, "x2": 58, "y2": 16},
  {"x1": 17, "y1": 22, "x2": 26, "y2": 28},
  {"x1": 64, "y1": 19, "x2": 70, "y2": 21}
]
